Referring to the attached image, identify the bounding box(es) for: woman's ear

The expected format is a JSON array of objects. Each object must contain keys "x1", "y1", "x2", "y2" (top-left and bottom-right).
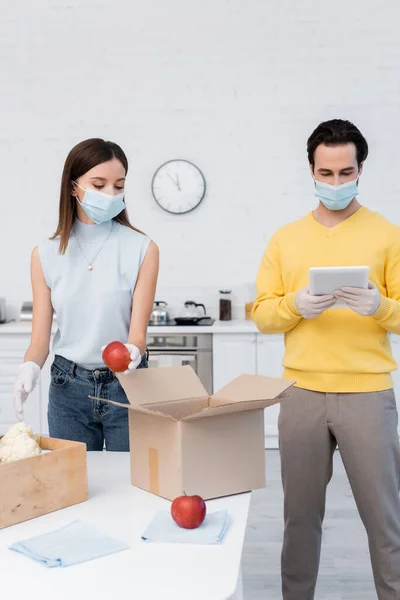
[{"x1": 71, "y1": 181, "x2": 79, "y2": 199}]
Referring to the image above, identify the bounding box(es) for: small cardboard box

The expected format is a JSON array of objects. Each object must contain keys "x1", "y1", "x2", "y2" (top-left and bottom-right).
[
  {"x1": 0, "y1": 437, "x2": 88, "y2": 529},
  {"x1": 94, "y1": 366, "x2": 294, "y2": 500}
]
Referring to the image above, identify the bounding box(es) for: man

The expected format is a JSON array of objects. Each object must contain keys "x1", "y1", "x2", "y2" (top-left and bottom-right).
[{"x1": 252, "y1": 119, "x2": 400, "y2": 600}]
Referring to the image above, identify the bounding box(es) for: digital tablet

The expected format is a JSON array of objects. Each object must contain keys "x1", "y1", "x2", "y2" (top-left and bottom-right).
[{"x1": 309, "y1": 266, "x2": 370, "y2": 309}]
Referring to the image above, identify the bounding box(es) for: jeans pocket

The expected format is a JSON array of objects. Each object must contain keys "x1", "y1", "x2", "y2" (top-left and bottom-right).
[{"x1": 50, "y1": 364, "x2": 70, "y2": 387}]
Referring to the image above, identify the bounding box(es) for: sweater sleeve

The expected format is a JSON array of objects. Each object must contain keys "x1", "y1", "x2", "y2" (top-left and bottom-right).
[
  {"x1": 252, "y1": 234, "x2": 302, "y2": 334},
  {"x1": 373, "y1": 238, "x2": 400, "y2": 334}
]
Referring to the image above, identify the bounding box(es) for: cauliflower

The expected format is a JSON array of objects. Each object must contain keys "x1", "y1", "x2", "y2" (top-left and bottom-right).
[
  {"x1": 0, "y1": 422, "x2": 42, "y2": 464},
  {"x1": 1, "y1": 421, "x2": 34, "y2": 441}
]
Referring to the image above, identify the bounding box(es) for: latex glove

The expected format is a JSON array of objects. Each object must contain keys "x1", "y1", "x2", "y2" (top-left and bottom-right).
[
  {"x1": 335, "y1": 281, "x2": 381, "y2": 316},
  {"x1": 295, "y1": 286, "x2": 337, "y2": 319},
  {"x1": 122, "y1": 343, "x2": 142, "y2": 374},
  {"x1": 101, "y1": 343, "x2": 142, "y2": 375},
  {"x1": 13, "y1": 361, "x2": 41, "y2": 422}
]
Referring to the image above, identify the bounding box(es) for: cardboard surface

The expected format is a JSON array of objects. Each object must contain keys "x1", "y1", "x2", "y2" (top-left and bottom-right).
[
  {"x1": 0, "y1": 437, "x2": 88, "y2": 529},
  {"x1": 118, "y1": 366, "x2": 209, "y2": 406},
  {"x1": 181, "y1": 411, "x2": 267, "y2": 499},
  {"x1": 91, "y1": 365, "x2": 295, "y2": 500},
  {"x1": 212, "y1": 373, "x2": 294, "y2": 403},
  {"x1": 128, "y1": 412, "x2": 182, "y2": 500}
]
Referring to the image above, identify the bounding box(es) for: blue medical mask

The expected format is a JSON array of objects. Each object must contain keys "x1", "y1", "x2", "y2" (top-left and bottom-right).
[
  {"x1": 314, "y1": 177, "x2": 359, "y2": 211},
  {"x1": 74, "y1": 182, "x2": 125, "y2": 224}
]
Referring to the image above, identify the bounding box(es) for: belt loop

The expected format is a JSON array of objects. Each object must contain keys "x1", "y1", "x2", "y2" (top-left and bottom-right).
[{"x1": 69, "y1": 361, "x2": 76, "y2": 378}]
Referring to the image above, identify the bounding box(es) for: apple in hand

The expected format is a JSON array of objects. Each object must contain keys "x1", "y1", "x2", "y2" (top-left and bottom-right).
[
  {"x1": 171, "y1": 493, "x2": 207, "y2": 529},
  {"x1": 102, "y1": 341, "x2": 131, "y2": 373}
]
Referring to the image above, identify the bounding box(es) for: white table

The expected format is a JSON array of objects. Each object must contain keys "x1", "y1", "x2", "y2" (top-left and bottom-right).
[{"x1": 0, "y1": 452, "x2": 251, "y2": 600}]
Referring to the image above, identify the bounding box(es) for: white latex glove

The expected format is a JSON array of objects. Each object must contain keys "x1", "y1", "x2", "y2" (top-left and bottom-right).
[
  {"x1": 101, "y1": 343, "x2": 142, "y2": 375},
  {"x1": 335, "y1": 281, "x2": 381, "y2": 316},
  {"x1": 295, "y1": 286, "x2": 337, "y2": 319},
  {"x1": 13, "y1": 361, "x2": 41, "y2": 422}
]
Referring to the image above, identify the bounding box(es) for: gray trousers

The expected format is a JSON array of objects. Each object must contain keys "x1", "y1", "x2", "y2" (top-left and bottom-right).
[{"x1": 278, "y1": 387, "x2": 400, "y2": 600}]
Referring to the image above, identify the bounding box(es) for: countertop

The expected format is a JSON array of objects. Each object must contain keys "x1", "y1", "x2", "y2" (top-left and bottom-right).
[
  {"x1": 0, "y1": 451, "x2": 249, "y2": 600},
  {"x1": 0, "y1": 319, "x2": 259, "y2": 335},
  {"x1": 2, "y1": 319, "x2": 398, "y2": 342}
]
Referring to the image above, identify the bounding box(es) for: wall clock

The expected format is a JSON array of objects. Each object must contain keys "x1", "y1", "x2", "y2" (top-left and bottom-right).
[{"x1": 151, "y1": 159, "x2": 206, "y2": 214}]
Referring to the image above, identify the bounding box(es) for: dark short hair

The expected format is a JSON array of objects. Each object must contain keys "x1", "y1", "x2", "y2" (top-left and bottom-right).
[{"x1": 307, "y1": 119, "x2": 368, "y2": 169}]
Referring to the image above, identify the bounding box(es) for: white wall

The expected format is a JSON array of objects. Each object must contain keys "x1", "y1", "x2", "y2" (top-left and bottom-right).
[{"x1": 1, "y1": 0, "x2": 400, "y2": 320}]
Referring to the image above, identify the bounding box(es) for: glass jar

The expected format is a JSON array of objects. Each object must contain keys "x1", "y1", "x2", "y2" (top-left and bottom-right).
[{"x1": 219, "y1": 290, "x2": 232, "y2": 321}]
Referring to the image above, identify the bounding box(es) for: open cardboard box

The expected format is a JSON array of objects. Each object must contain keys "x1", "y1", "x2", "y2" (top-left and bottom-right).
[
  {"x1": 91, "y1": 365, "x2": 294, "y2": 500},
  {"x1": 0, "y1": 437, "x2": 88, "y2": 529}
]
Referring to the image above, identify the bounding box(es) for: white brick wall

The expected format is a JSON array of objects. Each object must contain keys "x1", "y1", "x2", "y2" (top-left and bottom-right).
[{"x1": 1, "y1": 0, "x2": 400, "y2": 320}]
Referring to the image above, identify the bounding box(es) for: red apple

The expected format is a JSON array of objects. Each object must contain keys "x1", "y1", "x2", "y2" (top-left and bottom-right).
[
  {"x1": 171, "y1": 493, "x2": 206, "y2": 529},
  {"x1": 102, "y1": 341, "x2": 131, "y2": 373}
]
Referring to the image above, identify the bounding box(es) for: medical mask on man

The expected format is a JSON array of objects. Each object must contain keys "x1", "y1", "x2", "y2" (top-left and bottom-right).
[
  {"x1": 74, "y1": 182, "x2": 125, "y2": 224},
  {"x1": 314, "y1": 177, "x2": 359, "y2": 211}
]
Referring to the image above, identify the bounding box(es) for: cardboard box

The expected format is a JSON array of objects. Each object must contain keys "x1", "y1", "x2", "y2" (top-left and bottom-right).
[
  {"x1": 0, "y1": 437, "x2": 88, "y2": 529},
  {"x1": 93, "y1": 366, "x2": 294, "y2": 501}
]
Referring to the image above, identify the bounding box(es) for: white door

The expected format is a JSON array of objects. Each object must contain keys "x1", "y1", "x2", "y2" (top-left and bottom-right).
[
  {"x1": 256, "y1": 333, "x2": 285, "y2": 449},
  {"x1": 212, "y1": 333, "x2": 257, "y2": 393},
  {"x1": 389, "y1": 334, "x2": 400, "y2": 436}
]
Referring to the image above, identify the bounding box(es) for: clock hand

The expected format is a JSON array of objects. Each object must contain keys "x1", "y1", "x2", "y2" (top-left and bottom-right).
[
  {"x1": 166, "y1": 172, "x2": 179, "y2": 188},
  {"x1": 175, "y1": 174, "x2": 181, "y2": 191}
]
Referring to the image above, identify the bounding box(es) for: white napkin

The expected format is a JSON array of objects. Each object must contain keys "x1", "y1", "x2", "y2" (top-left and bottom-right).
[
  {"x1": 142, "y1": 509, "x2": 229, "y2": 544},
  {"x1": 9, "y1": 520, "x2": 129, "y2": 567}
]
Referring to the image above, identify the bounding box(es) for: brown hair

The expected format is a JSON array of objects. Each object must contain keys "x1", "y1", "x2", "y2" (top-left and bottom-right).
[{"x1": 51, "y1": 138, "x2": 141, "y2": 254}]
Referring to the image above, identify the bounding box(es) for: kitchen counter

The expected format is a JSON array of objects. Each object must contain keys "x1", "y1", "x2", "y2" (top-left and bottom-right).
[
  {"x1": 148, "y1": 320, "x2": 258, "y2": 334},
  {"x1": 3, "y1": 320, "x2": 400, "y2": 344},
  {"x1": 0, "y1": 319, "x2": 259, "y2": 335},
  {"x1": 0, "y1": 452, "x2": 249, "y2": 600}
]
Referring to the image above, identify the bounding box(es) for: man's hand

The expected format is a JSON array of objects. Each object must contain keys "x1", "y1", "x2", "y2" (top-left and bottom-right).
[
  {"x1": 335, "y1": 281, "x2": 381, "y2": 316},
  {"x1": 295, "y1": 287, "x2": 336, "y2": 319}
]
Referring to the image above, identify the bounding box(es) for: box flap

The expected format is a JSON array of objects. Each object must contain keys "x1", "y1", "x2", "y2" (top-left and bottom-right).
[
  {"x1": 88, "y1": 396, "x2": 162, "y2": 417},
  {"x1": 142, "y1": 397, "x2": 210, "y2": 420},
  {"x1": 183, "y1": 397, "x2": 289, "y2": 420},
  {"x1": 212, "y1": 374, "x2": 295, "y2": 403},
  {"x1": 181, "y1": 375, "x2": 295, "y2": 420},
  {"x1": 117, "y1": 365, "x2": 208, "y2": 406}
]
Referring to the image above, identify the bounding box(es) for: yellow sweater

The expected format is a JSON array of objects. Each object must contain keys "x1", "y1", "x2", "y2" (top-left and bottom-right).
[{"x1": 252, "y1": 207, "x2": 400, "y2": 392}]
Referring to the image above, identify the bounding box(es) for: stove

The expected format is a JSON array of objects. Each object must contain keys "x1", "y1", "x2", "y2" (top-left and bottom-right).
[{"x1": 146, "y1": 330, "x2": 213, "y2": 394}]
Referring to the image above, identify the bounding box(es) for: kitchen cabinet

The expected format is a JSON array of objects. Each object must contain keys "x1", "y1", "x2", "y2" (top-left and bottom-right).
[
  {"x1": 212, "y1": 333, "x2": 257, "y2": 392},
  {"x1": 1, "y1": 327, "x2": 400, "y2": 445},
  {"x1": 0, "y1": 334, "x2": 47, "y2": 435},
  {"x1": 213, "y1": 332, "x2": 285, "y2": 448},
  {"x1": 256, "y1": 334, "x2": 286, "y2": 448},
  {"x1": 213, "y1": 332, "x2": 400, "y2": 447}
]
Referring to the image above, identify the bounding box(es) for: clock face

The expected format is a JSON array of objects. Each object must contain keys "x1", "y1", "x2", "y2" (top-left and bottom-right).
[{"x1": 152, "y1": 159, "x2": 206, "y2": 214}]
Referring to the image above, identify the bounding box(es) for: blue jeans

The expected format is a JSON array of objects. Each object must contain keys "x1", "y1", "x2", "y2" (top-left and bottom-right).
[{"x1": 48, "y1": 353, "x2": 148, "y2": 451}]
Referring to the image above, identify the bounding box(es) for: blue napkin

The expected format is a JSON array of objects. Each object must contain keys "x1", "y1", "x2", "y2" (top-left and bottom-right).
[
  {"x1": 142, "y1": 509, "x2": 229, "y2": 544},
  {"x1": 9, "y1": 520, "x2": 129, "y2": 568}
]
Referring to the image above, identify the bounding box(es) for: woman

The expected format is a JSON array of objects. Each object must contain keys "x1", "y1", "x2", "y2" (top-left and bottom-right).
[{"x1": 13, "y1": 138, "x2": 159, "y2": 451}]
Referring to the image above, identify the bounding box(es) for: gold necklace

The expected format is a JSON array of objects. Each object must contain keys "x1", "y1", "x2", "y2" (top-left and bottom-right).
[{"x1": 73, "y1": 223, "x2": 113, "y2": 271}]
